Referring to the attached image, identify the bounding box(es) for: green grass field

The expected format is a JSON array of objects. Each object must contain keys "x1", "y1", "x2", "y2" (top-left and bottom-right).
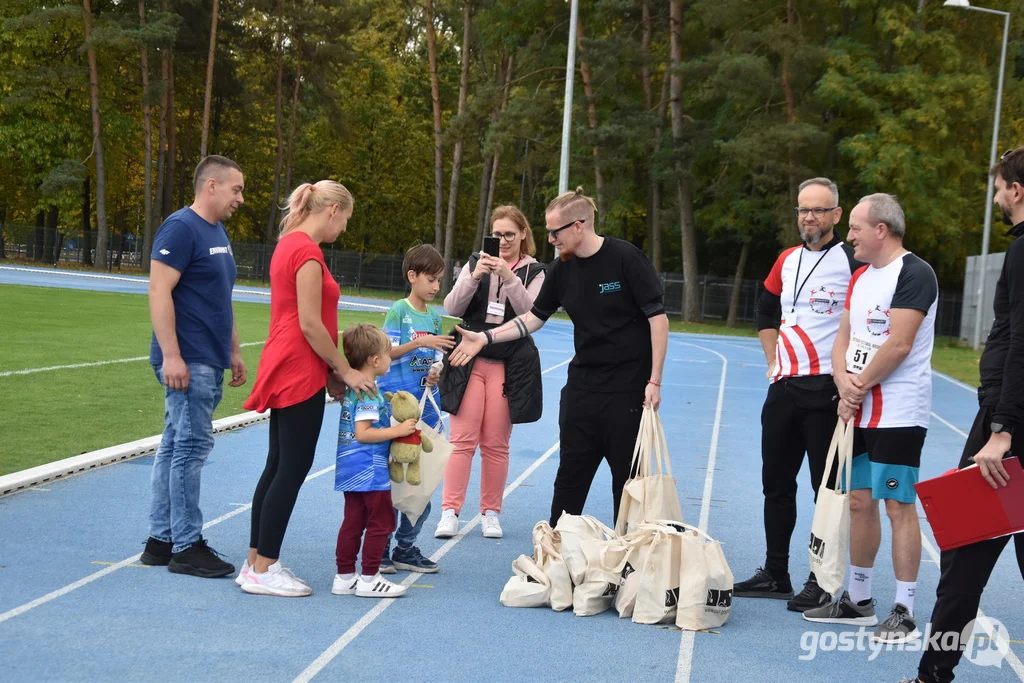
[
  {"x1": 0, "y1": 283, "x2": 981, "y2": 476},
  {"x1": 0, "y1": 285, "x2": 385, "y2": 476}
]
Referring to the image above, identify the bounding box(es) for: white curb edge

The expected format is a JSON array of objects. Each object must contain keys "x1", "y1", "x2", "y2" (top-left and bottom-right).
[{"x1": 0, "y1": 410, "x2": 271, "y2": 498}]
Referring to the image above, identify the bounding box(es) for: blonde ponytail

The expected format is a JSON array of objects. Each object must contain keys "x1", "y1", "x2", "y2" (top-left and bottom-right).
[{"x1": 279, "y1": 180, "x2": 354, "y2": 237}]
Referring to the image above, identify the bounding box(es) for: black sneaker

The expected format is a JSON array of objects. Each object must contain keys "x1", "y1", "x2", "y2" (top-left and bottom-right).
[
  {"x1": 140, "y1": 537, "x2": 173, "y2": 566},
  {"x1": 167, "y1": 538, "x2": 235, "y2": 578},
  {"x1": 733, "y1": 566, "x2": 794, "y2": 599},
  {"x1": 787, "y1": 574, "x2": 832, "y2": 612}
]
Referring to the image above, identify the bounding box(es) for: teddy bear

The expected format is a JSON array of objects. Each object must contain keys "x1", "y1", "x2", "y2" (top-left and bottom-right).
[{"x1": 386, "y1": 390, "x2": 434, "y2": 485}]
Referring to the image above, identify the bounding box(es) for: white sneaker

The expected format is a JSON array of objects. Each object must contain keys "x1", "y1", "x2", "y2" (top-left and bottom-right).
[
  {"x1": 481, "y1": 511, "x2": 503, "y2": 538},
  {"x1": 434, "y1": 509, "x2": 459, "y2": 538},
  {"x1": 242, "y1": 561, "x2": 312, "y2": 597},
  {"x1": 355, "y1": 574, "x2": 407, "y2": 598},
  {"x1": 331, "y1": 574, "x2": 358, "y2": 596},
  {"x1": 235, "y1": 560, "x2": 250, "y2": 586},
  {"x1": 239, "y1": 560, "x2": 308, "y2": 587}
]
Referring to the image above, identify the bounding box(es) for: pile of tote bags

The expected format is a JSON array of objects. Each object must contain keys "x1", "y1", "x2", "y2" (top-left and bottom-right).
[{"x1": 500, "y1": 408, "x2": 735, "y2": 632}]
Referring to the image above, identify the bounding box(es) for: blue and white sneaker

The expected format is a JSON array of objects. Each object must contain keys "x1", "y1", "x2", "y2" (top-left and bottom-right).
[{"x1": 392, "y1": 545, "x2": 439, "y2": 573}]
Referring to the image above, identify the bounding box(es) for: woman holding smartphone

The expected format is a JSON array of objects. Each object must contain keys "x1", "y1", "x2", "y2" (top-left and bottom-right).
[{"x1": 437, "y1": 206, "x2": 546, "y2": 539}]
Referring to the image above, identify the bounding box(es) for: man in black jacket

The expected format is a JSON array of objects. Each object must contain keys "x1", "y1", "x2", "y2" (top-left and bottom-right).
[{"x1": 904, "y1": 147, "x2": 1024, "y2": 683}]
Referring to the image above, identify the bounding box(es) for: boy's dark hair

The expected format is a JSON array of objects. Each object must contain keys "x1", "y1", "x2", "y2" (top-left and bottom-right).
[
  {"x1": 193, "y1": 155, "x2": 242, "y2": 193},
  {"x1": 342, "y1": 324, "x2": 390, "y2": 370},
  {"x1": 992, "y1": 147, "x2": 1024, "y2": 188},
  {"x1": 403, "y1": 243, "x2": 446, "y2": 280}
]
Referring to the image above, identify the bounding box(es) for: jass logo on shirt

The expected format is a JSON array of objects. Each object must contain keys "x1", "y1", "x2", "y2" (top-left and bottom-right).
[{"x1": 598, "y1": 281, "x2": 621, "y2": 294}]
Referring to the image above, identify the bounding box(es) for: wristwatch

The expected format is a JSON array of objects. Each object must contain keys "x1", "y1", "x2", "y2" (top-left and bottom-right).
[{"x1": 991, "y1": 422, "x2": 1015, "y2": 436}]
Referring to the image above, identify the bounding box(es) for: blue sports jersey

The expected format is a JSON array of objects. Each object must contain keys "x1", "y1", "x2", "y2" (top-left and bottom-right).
[
  {"x1": 334, "y1": 388, "x2": 391, "y2": 492},
  {"x1": 377, "y1": 299, "x2": 443, "y2": 427}
]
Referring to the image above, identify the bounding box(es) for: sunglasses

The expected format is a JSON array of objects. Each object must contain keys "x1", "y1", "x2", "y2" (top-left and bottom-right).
[{"x1": 547, "y1": 218, "x2": 585, "y2": 238}]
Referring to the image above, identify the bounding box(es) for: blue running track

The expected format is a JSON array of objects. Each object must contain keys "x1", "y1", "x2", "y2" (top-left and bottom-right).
[{"x1": 1, "y1": 266, "x2": 1021, "y2": 682}]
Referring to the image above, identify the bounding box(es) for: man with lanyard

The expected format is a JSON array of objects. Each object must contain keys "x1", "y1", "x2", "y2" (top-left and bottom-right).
[
  {"x1": 734, "y1": 177, "x2": 861, "y2": 612},
  {"x1": 903, "y1": 148, "x2": 1024, "y2": 683},
  {"x1": 446, "y1": 186, "x2": 669, "y2": 528},
  {"x1": 804, "y1": 193, "x2": 938, "y2": 645}
]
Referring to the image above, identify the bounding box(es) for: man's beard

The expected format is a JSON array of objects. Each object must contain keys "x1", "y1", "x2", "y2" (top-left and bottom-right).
[
  {"x1": 558, "y1": 246, "x2": 575, "y2": 262},
  {"x1": 801, "y1": 224, "x2": 833, "y2": 246},
  {"x1": 1000, "y1": 204, "x2": 1014, "y2": 226}
]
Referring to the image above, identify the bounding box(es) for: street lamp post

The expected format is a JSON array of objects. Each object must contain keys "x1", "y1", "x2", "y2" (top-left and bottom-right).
[
  {"x1": 558, "y1": 0, "x2": 580, "y2": 195},
  {"x1": 944, "y1": 0, "x2": 1011, "y2": 350}
]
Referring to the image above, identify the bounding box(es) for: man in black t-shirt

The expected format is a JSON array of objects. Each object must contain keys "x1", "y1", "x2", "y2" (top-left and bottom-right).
[{"x1": 448, "y1": 187, "x2": 669, "y2": 526}]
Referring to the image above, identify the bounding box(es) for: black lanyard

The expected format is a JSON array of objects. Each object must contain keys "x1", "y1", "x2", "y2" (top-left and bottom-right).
[{"x1": 791, "y1": 245, "x2": 833, "y2": 313}]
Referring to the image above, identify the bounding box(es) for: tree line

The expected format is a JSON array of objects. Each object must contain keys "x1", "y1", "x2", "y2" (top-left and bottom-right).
[{"x1": 1, "y1": 0, "x2": 1021, "y2": 320}]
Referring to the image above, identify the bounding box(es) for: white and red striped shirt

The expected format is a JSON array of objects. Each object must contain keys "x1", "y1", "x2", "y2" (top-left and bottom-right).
[
  {"x1": 844, "y1": 253, "x2": 938, "y2": 429},
  {"x1": 763, "y1": 237, "x2": 859, "y2": 382}
]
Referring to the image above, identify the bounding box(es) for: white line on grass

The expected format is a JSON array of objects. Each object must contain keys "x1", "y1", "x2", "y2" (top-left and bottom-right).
[
  {"x1": 924, "y1": 409, "x2": 1024, "y2": 680},
  {"x1": 0, "y1": 464, "x2": 334, "y2": 626},
  {"x1": 672, "y1": 342, "x2": 728, "y2": 683},
  {"x1": 0, "y1": 342, "x2": 265, "y2": 377},
  {"x1": 293, "y1": 440, "x2": 561, "y2": 683}
]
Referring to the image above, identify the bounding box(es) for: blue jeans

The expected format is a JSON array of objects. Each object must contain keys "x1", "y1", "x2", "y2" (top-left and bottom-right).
[
  {"x1": 148, "y1": 363, "x2": 224, "y2": 553},
  {"x1": 390, "y1": 500, "x2": 431, "y2": 549}
]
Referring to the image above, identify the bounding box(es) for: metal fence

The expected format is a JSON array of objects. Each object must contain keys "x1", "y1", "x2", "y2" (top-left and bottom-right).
[{"x1": 1, "y1": 224, "x2": 964, "y2": 336}]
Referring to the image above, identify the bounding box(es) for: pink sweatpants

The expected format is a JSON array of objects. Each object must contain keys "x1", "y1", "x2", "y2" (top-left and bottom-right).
[{"x1": 443, "y1": 359, "x2": 512, "y2": 515}]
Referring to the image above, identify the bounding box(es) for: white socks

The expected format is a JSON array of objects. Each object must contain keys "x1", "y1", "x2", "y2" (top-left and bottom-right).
[
  {"x1": 896, "y1": 580, "x2": 917, "y2": 615},
  {"x1": 339, "y1": 573, "x2": 355, "y2": 581},
  {"x1": 849, "y1": 565, "x2": 873, "y2": 604},
  {"x1": 360, "y1": 573, "x2": 377, "y2": 583}
]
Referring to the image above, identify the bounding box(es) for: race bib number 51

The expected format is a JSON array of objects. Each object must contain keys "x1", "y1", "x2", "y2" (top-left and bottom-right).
[{"x1": 846, "y1": 335, "x2": 880, "y2": 375}]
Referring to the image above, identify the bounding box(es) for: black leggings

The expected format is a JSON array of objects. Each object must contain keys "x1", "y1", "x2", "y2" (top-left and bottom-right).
[{"x1": 249, "y1": 388, "x2": 326, "y2": 559}]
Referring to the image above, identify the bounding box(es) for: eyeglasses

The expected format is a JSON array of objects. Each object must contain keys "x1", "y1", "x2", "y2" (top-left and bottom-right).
[
  {"x1": 1001, "y1": 149, "x2": 1017, "y2": 161},
  {"x1": 491, "y1": 231, "x2": 518, "y2": 243},
  {"x1": 794, "y1": 207, "x2": 838, "y2": 218},
  {"x1": 547, "y1": 218, "x2": 585, "y2": 238}
]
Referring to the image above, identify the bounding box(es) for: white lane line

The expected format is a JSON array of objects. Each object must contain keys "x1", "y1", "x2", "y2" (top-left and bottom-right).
[
  {"x1": 0, "y1": 464, "x2": 334, "y2": 625},
  {"x1": 672, "y1": 341, "x2": 728, "y2": 683},
  {"x1": 933, "y1": 370, "x2": 976, "y2": 394},
  {"x1": 293, "y1": 355, "x2": 575, "y2": 680},
  {"x1": 0, "y1": 356, "x2": 572, "y2": 626},
  {"x1": 293, "y1": 440, "x2": 561, "y2": 683},
  {"x1": 0, "y1": 342, "x2": 265, "y2": 378},
  {"x1": 923, "y1": 409, "x2": 1024, "y2": 680}
]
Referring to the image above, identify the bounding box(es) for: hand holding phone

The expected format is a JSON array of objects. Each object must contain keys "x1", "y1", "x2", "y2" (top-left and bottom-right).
[{"x1": 483, "y1": 235, "x2": 500, "y2": 258}]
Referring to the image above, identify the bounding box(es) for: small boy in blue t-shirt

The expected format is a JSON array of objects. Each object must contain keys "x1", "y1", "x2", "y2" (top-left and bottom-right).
[
  {"x1": 377, "y1": 244, "x2": 455, "y2": 574},
  {"x1": 332, "y1": 324, "x2": 417, "y2": 598}
]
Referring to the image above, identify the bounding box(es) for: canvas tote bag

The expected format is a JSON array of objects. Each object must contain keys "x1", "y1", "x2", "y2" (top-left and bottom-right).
[
  {"x1": 532, "y1": 522, "x2": 574, "y2": 612},
  {"x1": 808, "y1": 419, "x2": 854, "y2": 596},
  {"x1": 554, "y1": 512, "x2": 615, "y2": 586},
  {"x1": 615, "y1": 408, "x2": 684, "y2": 536},
  {"x1": 675, "y1": 523, "x2": 735, "y2": 631},
  {"x1": 499, "y1": 553, "x2": 551, "y2": 608},
  {"x1": 390, "y1": 388, "x2": 452, "y2": 526},
  {"x1": 614, "y1": 528, "x2": 657, "y2": 619},
  {"x1": 632, "y1": 521, "x2": 685, "y2": 625},
  {"x1": 572, "y1": 537, "x2": 630, "y2": 617}
]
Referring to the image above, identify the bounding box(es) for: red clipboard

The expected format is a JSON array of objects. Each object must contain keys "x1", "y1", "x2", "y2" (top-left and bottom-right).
[{"x1": 915, "y1": 456, "x2": 1024, "y2": 552}]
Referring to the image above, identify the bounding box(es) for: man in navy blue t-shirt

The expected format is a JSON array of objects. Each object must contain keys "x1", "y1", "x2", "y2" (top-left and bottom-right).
[{"x1": 140, "y1": 155, "x2": 247, "y2": 578}]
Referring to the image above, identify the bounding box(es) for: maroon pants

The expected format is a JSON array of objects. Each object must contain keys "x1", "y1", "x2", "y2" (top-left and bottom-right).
[{"x1": 336, "y1": 490, "x2": 396, "y2": 576}]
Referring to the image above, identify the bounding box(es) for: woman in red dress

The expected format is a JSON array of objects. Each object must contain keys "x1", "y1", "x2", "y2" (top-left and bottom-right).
[{"x1": 237, "y1": 180, "x2": 376, "y2": 597}]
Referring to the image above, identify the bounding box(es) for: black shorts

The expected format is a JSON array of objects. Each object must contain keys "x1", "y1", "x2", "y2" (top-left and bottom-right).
[{"x1": 848, "y1": 426, "x2": 927, "y2": 502}]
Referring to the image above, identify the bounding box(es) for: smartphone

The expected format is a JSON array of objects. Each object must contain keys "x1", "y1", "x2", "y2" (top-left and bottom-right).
[{"x1": 483, "y1": 235, "x2": 500, "y2": 257}]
